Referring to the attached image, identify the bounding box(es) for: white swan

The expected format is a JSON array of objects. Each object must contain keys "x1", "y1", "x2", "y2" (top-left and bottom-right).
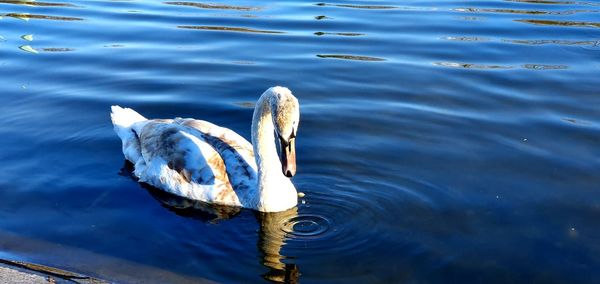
[{"x1": 110, "y1": 87, "x2": 300, "y2": 212}]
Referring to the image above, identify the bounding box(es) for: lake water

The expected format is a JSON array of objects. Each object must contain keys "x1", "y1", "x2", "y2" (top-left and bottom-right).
[{"x1": 0, "y1": 0, "x2": 599, "y2": 282}]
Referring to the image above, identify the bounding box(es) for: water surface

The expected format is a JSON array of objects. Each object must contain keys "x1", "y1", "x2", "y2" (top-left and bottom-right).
[{"x1": 0, "y1": 0, "x2": 599, "y2": 283}]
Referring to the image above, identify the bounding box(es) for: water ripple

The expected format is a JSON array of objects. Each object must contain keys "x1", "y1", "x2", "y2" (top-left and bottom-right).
[
  {"x1": 177, "y1": 25, "x2": 284, "y2": 34},
  {"x1": 434, "y1": 61, "x2": 513, "y2": 69},
  {"x1": 454, "y1": 7, "x2": 598, "y2": 15},
  {"x1": 0, "y1": 0, "x2": 76, "y2": 7},
  {"x1": 18, "y1": 45, "x2": 37, "y2": 54},
  {"x1": 523, "y1": 64, "x2": 568, "y2": 70},
  {"x1": 317, "y1": 54, "x2": 385, "y2": 61},
  {"x1": 314, "y1": 31, "x2": 364, "y2": 36},
  {"x1": 40, "y1": 47, "x2": 74, "y2": 52},
  {"x1": 315, "y1": 2, "x2": 397, "y2": 9},
  {"x1": 164, "y1": 2, "x2": 260, "y2": 11},
  {"x1": 506, "y1": 0, "x2": 599, "y2": 6},
  {"x1": 441, "y1": 36, "x2": 489, "y2": 42},
  {"x1": 434, "y1": 61, "x2": 570, "y2": 70},
  {"x1": 516, "y1": 19, "x2": 600, "y2": 28},
  {"x1": 3, "y1": 13, "x2": 83, "y2": 21},
  {"x1": 314, "y1": 15, "x2": 332, "y2": 20},
  {"x1": 503, "y1": 39, "x2": 600, "y2": 45},
  {"x1": 280, "y1": 214, "x2": 330, "y2": 238}
]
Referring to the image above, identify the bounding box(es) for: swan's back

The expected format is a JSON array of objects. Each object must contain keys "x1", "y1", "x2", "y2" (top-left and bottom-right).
[{"x1": 111, "y1": 106, "x2": 259, "y2": 207}]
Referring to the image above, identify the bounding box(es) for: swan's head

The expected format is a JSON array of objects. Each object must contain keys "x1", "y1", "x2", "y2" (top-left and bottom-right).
[{"x1": 267, "y1": 86, "x2": 300, "y2": 178}]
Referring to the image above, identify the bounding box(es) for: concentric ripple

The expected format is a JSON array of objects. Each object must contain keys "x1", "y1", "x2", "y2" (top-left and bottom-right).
[{"x1": 281, "y1": 214, "x2": 330, "y2": 238}]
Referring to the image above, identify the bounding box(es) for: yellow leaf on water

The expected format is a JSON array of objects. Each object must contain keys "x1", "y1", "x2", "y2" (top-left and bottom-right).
[{"x1": 19, "y1": 45, "x2": 38, "y2": 54}]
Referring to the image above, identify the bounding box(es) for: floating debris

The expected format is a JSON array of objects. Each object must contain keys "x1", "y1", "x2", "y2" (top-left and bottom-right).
[
  {"x1": 21, "y1": 34, "x2": 33, "y2": 41},
  {"x1": 298, "y1": 192, "x2": 305, "y2": 198}
]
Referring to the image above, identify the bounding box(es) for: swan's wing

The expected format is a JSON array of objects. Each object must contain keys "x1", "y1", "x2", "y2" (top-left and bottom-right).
[
  {"x1": 176, "y1": 119, "x2": 258, "y2": 193},
  {"x1": 135, "y1": 120, "x2": 240, "y2": 204}
]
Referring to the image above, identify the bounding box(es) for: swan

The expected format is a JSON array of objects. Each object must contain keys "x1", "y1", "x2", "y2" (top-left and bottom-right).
[{"x1": 110, "y1": 86, "x2": 300, "y2": 212}]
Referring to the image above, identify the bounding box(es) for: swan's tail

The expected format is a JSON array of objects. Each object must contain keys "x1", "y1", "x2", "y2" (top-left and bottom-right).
[
  {"x1": 111, "y1": 105, "x2": 146, "y2": 138},
  {"x1": 110, "y1": 105, "x2": 147, "y2": 163}
]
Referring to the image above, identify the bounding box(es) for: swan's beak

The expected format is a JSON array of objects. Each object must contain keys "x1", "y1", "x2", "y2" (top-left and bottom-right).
[{"x1": 280, "y1": 137, "x2": 296, "y2": 178}]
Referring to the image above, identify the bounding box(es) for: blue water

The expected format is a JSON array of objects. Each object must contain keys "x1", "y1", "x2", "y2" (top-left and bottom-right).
[{"x1": 0, "y1": 0, "x2": 599, "y2": 282}]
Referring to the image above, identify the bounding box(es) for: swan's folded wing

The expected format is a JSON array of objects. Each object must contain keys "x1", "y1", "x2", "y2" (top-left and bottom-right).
[
  {"x1": 136, "y1": 120, "x2": 237, "y2": 203},
  {"x1": 173, "y1": 119, "x2": 259, "y2": 207},
  {"x1": 177, "y1": 119, "x2": 256, "y2": 170}
]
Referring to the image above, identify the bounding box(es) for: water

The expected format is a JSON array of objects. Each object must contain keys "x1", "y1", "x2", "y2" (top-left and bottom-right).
[{"x1": 0, "y1": 0, "x2": 599, "y2": 282}]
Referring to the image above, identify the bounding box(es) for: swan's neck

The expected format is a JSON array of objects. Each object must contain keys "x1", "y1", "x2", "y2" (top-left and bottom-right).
[{"x1": 251, "y1": 96, "x2": 297, "y2": 212}]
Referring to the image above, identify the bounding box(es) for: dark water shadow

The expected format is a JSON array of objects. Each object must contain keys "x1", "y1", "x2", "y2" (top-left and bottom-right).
[
  {"x1": 119, "y1": 161, "x2": 240, "y2": 222},
  {"x1": 119, "y1": 161, "x2": 300, "y2": 283}
]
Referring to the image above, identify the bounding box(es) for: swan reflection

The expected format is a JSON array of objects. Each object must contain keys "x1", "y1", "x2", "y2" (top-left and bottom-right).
[
  {"x1": 256, "y1": 209, "x2": 300, "y2": 283},
  {"x1": 121, "y1": 162, "x2": 300, "y2": 283}
]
